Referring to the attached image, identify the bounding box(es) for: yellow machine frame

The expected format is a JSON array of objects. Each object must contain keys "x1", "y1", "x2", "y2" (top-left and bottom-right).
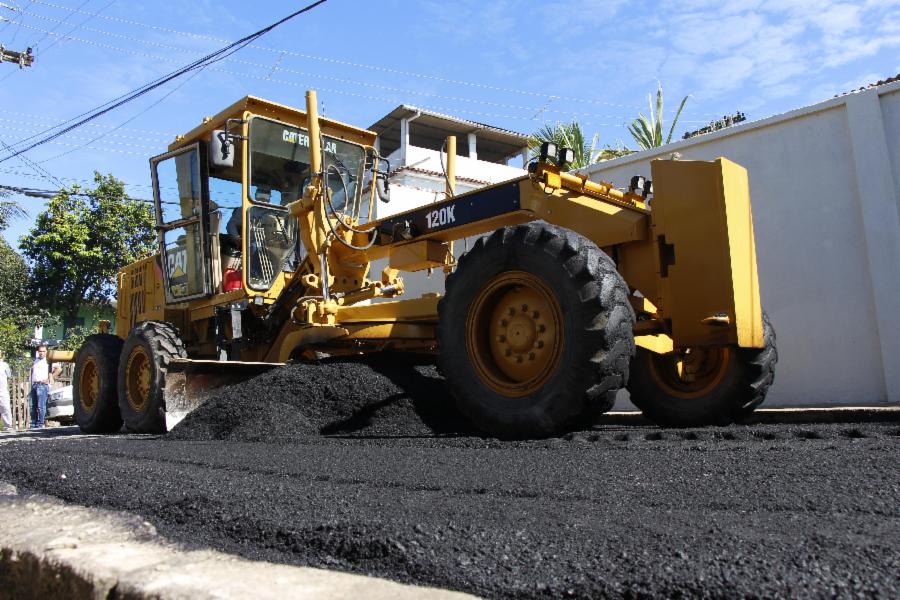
[{"x1": 116, "y1": 92, "x2": 763, "y2": 367}]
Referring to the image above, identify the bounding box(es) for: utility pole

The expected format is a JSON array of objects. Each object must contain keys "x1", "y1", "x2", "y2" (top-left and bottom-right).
[
  {"x1": 1, "y1": 2, "x2": 34, "y2": 69},
  {"x1": 0, "y1": 45, "x2": 33, "y2": 68}
]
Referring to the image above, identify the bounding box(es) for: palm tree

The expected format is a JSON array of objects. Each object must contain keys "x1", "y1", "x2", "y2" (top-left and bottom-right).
[
  {"x1": 528, "y1": 121, "x2": 598, "y2": 169},
  {"x1": 529, "y1": 121, "x2": 633, "y2": 170},
  {"x1": 0, "y1": 198, "x2": 26, "y2": 232},
  {"x1": 628, "y1": 83, "x2": 689, "y2": 150}
]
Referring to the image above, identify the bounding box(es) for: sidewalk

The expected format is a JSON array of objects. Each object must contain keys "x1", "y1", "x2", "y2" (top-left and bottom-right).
[{"x1": 0, "y1": 483, "x2": 477, "y2": 600}]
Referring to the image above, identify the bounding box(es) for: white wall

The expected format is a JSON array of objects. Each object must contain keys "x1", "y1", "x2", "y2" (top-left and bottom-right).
[
  {"x1": 584, "y1": 82, "x2": 900, "y2": 408},
  {"x1": 370, "y1": 145, "x2": 526, "y2": 300},
  {"x1": 376, "y1": 146, "x2": 526, "y2": 220}
]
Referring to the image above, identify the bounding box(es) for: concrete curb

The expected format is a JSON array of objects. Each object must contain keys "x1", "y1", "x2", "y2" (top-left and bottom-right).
[
  {"x1": 0, "y1": 484, "x2": 477, "y2": 600},
  {"x1": 596, "y1": 405, "x2": 900, "y2": 426}
]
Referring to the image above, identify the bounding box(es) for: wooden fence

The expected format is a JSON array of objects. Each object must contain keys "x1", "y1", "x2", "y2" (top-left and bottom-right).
[{"x1": 8, "y1": 363, "x2": 73, "y2": 430}]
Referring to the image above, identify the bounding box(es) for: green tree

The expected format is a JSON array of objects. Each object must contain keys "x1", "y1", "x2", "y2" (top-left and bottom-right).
[
  {"x1": 0, "y1": 238, "x2": 54, "y2": 369},
  {"x1": 0, "y1": 194, "x2": 41, "y2": 368},
  {"x1": 19, "y1": 172, "x2": 155, "y2": 325},
  {"x1": 628, "y1": 82, "x2": 689, "y2": 150}
]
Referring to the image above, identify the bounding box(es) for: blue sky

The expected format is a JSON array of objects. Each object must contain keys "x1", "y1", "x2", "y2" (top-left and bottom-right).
[{"x1": 2, "y1": 0, "x2": 898, "y2": 248}]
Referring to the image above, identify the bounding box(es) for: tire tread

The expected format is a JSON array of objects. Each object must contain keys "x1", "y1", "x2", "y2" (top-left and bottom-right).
[{"x1": 438, "y1": 222, "x2": 635, "y2": 437}]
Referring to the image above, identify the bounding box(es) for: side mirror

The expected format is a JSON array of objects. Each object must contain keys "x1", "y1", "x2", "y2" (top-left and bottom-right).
[
  {"x1": 210, "y1": 130, "x2": 234, "y2": 168},
  {"x1": 375, "y1": 173, "x2": 390, "y2": 203}
]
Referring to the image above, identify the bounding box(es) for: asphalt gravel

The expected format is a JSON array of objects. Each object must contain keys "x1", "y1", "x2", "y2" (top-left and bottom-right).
[
  {"x1": 168, "y1": 356, "x2": 476, "y2": 440},
  {"x1": 1, "y1": 359, "x2": 898, "y2": 599}
]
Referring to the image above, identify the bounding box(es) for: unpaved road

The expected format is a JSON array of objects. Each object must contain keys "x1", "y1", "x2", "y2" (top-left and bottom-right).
[{"x1": 1, "y1": 361, "x2": 898, "y2": 599}]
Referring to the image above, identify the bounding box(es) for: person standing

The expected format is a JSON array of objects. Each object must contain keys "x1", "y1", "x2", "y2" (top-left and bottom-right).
[
  {"x1": 0, "y1": 354, "x2": 12, "y2": 432},
  {"x1": 30, "y1": 345, "x2": 60, "y2": 430}
]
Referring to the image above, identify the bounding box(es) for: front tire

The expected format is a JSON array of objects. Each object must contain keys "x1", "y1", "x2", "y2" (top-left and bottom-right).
[
  {"x1": 627, "y1": 314, "x2": 777, "y2": 427},
  {"x1": 118, "y1": 321, "x2": 187, "y2": 433},
  {"x1": 73, "y1": 334, "x2": 124, "y2": 433},
  {"x1": 437, "y1": 222, "x2": 635, "y2": 438}
]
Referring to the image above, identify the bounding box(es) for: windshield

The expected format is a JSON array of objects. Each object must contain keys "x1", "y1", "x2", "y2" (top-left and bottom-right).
[{"x1": 248, "y1": 117, "x2": 367, "y2": 215}]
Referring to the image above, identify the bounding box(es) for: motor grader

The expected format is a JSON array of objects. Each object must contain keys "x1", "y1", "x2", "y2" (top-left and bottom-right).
[{"x1": 71, "y1": 90, "x2": 776, "y2": 438}]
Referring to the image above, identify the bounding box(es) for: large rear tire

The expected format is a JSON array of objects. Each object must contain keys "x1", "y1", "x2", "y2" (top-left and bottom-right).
[
  {"x1": 118, "y1": 321, "x2": 187, "y2": 433},
  {"x1": 627, "y1": 313, "x2": 777, "y2": 427},
  {"x1": 437, "y1": 222, "x2": 635, "y2": 438},
  {"x1": 73, "y1": 334, "x2": 124, "y2": 433}
]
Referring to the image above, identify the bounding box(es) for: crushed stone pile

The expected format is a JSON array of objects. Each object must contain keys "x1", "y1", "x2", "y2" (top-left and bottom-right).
[{"x1": 168, "y1": 356, "x2": 477, "y2": 441}]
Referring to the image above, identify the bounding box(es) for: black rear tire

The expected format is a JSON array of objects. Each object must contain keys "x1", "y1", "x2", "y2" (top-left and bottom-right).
[
  {"x1": 628, "y1": 313, "x2": 777, "y2": 427},
  {"x1": 437, "y1": 222, "x2": 635, "y2": 438},
  {"x1": 73, "y1": 334, "x2": 124, "y2": 433},
  {"x1": 118, "y1": 321, "x2": 187, "y2": 433}
]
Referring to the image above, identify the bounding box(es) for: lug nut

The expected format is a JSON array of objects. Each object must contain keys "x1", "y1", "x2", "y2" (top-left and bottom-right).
[
  {"x1": 498, "y1": 335, "x2": 506, "y2": 343},
  {"x1": 500, "y1": 319, "x2": 508, "y2": 327},
  {"x1": 532, "y1": 311, "x2": 540, "y2": 319},
  {"x1": 521, "y1": 304, "x2": 528, "y2": 312},
  {"x1": 528, "y1": 352, "x2": 535, "y2": 360},
  {"x1": 516, "y1": 355, "x2": 524, "y2": 363},
  {"x1": 536, "y1": 340, "x2": 544, "y2": 349},
  {"x1": 538, "y1": 325, "x2": 546, "y2": 333},
  {"x1": 507, "y1": 307, "x2": 516, "y2": 316}
]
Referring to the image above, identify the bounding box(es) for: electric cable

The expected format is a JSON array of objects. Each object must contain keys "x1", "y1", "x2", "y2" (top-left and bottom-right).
[
  {"x1": 0, "y1": 139, "x2": 62, "y2": 187},
  {"x1": 0, "y1": 0, "x2": 328, "y2": 163},
  {"x1": 37, "y1": 66, "x2": 203, "y2": 164},
  {"x1": 0, "y1": 182, "x2": 173, "y2": 204},
  {"x1": 0, "y1": 1, "x2": 25, "y2": 34},
  {"x1": 9, "y1": 19, "x2": 715, "y2": 127},
  {"x1": 25, "y1": 0, "x2": 656, "y2": 112},
  {"x1": 25, "y1": 0, "x2": 90, "y2": 49},
  {"x1": 6, "y1": 0, "x2": 33, "y2": 43},
  {"x1": 0, "y1": 111, "x2": 174, "y2": 138},
  {"x1": 10, "y1": 20, "x2": 651, "y2": 123},
  {"x1": 37, "y1": 0, "x2": 114, "y2": 54}
]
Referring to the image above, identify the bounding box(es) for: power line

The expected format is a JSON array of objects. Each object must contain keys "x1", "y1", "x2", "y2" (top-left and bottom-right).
[
  {"x1": 24, "y1": 0, "x2": 651, "y2": 112},
  {"x1": 6, "y1": 0, "x2": 34, "y2": 43},
  {"x1": 0, "y1": 182, "x2": 162, "y2": 203},
  {"x1": 0, "y1": 165, "x2": 150, "y2": 189},
  {"x1": 0, "y1": 138, "x2": 62, "y2": 186},
  {"x1": 12, "y1": 20, "x2": 703, "y2": 130},
  {"x1": 38, "y1": 66, "x2": 203, "y2": 164},
  {"x1": 0, "y1": 112, "x2": 175, "y2": 138},
  {"x1": 12, "y1": 19, "x2": 643, "y2": 122},
  {"x1": 0, "y1": 0, "x2": 329, "y2": 163},
  {"x1": 0, "y1": 2, "x2": 18, "y2": 34},
  {"x1": 12, "y1": 17, "x2": 718, "y2": 128},
  {"x1": 38, "y1": 0, "x2": 114, "y2": 54},
  {"x1": 25, "y1": 0, "x2": 89, "y2": 48},
  {"x1": 0, "y1": 165, "x2": 241, "y2": 199},
  {"x1": 0, "y1": 121, "x2": 164, "y2": 144}
]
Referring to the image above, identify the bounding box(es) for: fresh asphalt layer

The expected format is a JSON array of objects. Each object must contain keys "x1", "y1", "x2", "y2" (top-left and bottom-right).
[{"x1": 0, "y1": 360, "x2": 898, "y2": 599}]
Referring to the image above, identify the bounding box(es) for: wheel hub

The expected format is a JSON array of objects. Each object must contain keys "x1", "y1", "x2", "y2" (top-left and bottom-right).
[
  {"x1": 649, "y1": 346, "x2": 731, "y2": 399},
  {"x1": 79, "y1": 357, "x2": 99, "y2": 411},
  {"x1": 126, "y1": 346, "x2": 152, "y2": 412},
  {"x1": 467, "y1": 271, "x2": 563, "y2": 397}
]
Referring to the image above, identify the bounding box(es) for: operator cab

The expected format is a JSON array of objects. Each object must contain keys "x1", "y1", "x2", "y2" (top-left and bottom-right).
[{"x1": 148, "y1": 96, "x2": 378, "y2": 305}]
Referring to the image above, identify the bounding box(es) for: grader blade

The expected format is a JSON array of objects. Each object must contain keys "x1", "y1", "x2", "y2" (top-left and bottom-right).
[{"x1": 163, "y1": 359, "x2": 284, "y2": 431}]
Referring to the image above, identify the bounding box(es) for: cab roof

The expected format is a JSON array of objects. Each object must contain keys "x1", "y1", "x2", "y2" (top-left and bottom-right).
[{"x1": 167, "y1": 95, "x2": 376, "y2": 152}]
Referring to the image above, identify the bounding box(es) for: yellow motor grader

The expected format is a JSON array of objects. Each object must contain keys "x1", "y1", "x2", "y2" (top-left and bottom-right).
[{"x1": 71, "y1": 91, "x2": 775, "y2": 438}]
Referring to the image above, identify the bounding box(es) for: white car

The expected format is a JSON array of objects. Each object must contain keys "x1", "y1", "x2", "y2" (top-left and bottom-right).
[{"x1": 47, "y1": 385, "x2": 74, "y2": 421}]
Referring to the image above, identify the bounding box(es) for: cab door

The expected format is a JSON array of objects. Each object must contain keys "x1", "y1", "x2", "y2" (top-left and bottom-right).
[{"x1": 150, "y1": 143, "x2": 214, "y2": 303}]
